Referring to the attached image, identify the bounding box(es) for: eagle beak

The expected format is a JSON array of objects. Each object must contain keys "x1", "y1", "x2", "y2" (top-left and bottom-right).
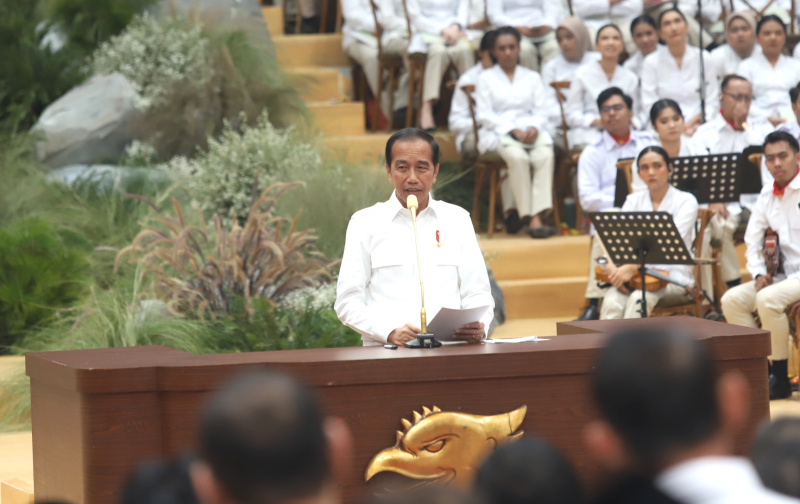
[
  {"x1": 365, "y1": 447, "x2": 440, "y2": 482},
  {"x1": 507, "y1": 405, "x2": 526, "y2": 440}
]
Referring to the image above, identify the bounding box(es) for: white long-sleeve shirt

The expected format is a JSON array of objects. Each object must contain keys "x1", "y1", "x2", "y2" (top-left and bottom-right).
[
  {"x1": 738, "y1": 52, "x2": 800, "y2": 121},
  {"x1": 487, "y1": 0, "x2": 561, "y2": 30},
  {"x1": 449, "y1": 63, "x2": 485, "y2": 152},
  {"x1": 744, "y1": 171, "x2": 800, "y2": 281},
  {"x1": 341, "y1": 0, "x2": 407, "y2": 49},
  {"x1": 565, "y1": 60, "x2": 640, "y2": 130},
  {"x1": 621, "y1": 185, "x2": 699, "y2": 287},
  {"x1": 571, "y1": 0, "x2": 642, "y2": 30},
  {"x1": 577, "y1": 129, "x2": 655, "y2": 214},
  {"x1": 641, "y1": 45, "x2": 720, "y2": 125},
  {"x1": 631, "y1": 136, "x2": 704, "y2": 193},
  {"x1": 542, "y1": 51, "x2": 601, "y2": 132},
  {"x1": 406, "y1": 0, "x2": 469, "y2": 35},
  {"x1": 475, "y1": 64, "x2": 555, "y2": 153},
  {"x1": 708, "y1": 43, "x2": 761, "y2": 81},
  {"x1": 335, "y1": 192, "x2": 494, "y2": 345}
]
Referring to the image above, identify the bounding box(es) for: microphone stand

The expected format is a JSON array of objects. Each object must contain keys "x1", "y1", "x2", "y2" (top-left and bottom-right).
[{"x1": 404, "y1": 195, "x2": 441, "y2": 349}]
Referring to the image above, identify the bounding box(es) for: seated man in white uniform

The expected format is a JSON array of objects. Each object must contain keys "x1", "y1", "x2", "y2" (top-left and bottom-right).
[
  {"x1": 486, "y1": 0, "x2": 561, "y2": 72},
  {"x1": 722, "y1": 131, "x2": 800, "y2": 400},
  {"x1": 341, "y1": 0, "x2": 408, "y2": 122},
  {"x1": 575, "y1": 87, "x2": 655, "y2": 321},
  {"x1": 586, "y1": 327, "x2": 800, "y2": 504},
  {"x1": 693, "y1": 75, "x2": 773, "y2": 290},
  {"x1": 335, "y1": 128, "x2": 494, "y2": 346}
]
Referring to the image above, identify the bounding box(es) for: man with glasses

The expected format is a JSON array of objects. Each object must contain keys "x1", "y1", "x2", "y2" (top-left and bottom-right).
[
  {"x1": 693, "y1": 75, "x2": 773, "y2": 292},
  {"x1": 575, "y1": 87, "x2": 655, "y2": 321}
]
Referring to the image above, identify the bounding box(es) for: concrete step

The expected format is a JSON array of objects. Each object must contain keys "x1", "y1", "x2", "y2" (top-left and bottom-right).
[
  {"x1": 321, "y1": 131, "x2": 461, "y2": 166},
  {"x1": 308, "y1": 101, "x2": 365, "y2": 136},
  {"x1": 482, "y1": 234, "x2": 590, "y2": 281},
  {"x1": 290, "y1": 67, "x2": 351, "y2": 102},
  {"x1": 499, "y1": 276, "x2": 586, "y2": 320},
  {"x1": 274, "y1": 34, "x2": 350, "y2": 68},
  {"x1": 261, "y1": 6, "x2": 284, "y2": 36}
]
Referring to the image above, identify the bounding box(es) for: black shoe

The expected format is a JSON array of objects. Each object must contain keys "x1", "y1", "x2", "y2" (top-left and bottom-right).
[
  {"x1": 300, "y1": 15, "x2": 320, "y2": 33},
  {"x1": 504, "y1": 210, "x2": 523, "y2": 234},
  {"x1": 574, "y1": 304, "x2": 600, "y2": 321},
  {"x1": 769, "y1": 359, "x2": 792, "y2": 400},
  {"x1": 526, "y1": 226, "x2": 558, "y2": 239}
]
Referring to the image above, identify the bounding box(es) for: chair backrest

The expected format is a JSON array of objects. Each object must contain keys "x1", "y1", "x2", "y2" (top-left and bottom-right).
[
  {"x1": 566, "y1": 0, "x2": 574, "y2": 16},
  {"x1": 749, "y1": 152, "x2": 763, "y2": 167},
  {"x1": 550, "y1": 80, "x2": 572, "y2": 152},
  {"x1": 369, "y1": 0, "x2": 384, "y2": 55},
  {"x1": 462, "y1": 84, "x2": 481, "y2": 147},
  {"x1": 731, "y1": 0, "x2": 796, "y2": 33}
]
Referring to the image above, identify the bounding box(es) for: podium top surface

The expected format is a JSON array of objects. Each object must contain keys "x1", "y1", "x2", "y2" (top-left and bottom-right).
[{"x1": 26, "y1": 318, "x2": 769, "y2": 394}]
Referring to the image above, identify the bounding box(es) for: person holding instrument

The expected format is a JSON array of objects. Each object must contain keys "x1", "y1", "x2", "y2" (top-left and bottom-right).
[
  {"x1": 599, "y1": 146, "x2": 698, "y2": 320},
  {"x1": 335, "y1": 128, "x2": 493, "y2": 346},
  {"x1": 721, "y1": 131, "x2": 800, "y2": 400}
]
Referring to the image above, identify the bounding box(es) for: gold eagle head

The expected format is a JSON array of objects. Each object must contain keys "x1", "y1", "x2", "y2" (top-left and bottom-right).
[{"x1": 364, "y1": 405, "x2": 527, "y2": 489}]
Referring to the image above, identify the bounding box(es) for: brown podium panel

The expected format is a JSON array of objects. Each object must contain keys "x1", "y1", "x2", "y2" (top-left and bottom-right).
[{"x1": 27, "y1": 317, "x2": 770, "y2": 504}]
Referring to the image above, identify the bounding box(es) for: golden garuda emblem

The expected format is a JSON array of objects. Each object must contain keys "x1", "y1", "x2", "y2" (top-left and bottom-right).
[{"x1": 365, "y1": 405, "x2": 527, "y2": 488}]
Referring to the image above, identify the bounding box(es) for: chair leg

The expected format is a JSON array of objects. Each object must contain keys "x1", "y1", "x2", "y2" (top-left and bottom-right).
[
  {"x1": 472, "y1": 164, "x2": 485, "y2": 232},
  {"x1": 373, "y1": 64, "x2": 383, "y2": 132},
  {"x1": 406, "y1": 63, "x2": 416, "y2": 128},
  {"x1": 415, "y1": 63, "x2": 425, "y2": 126},
  {"x1": 387, "y1": 68, "x2": 396, "y2": 131},
  {"x1": 488, "y1": 168, "x2": 498, "y2": 239},
  {"x1": 319, "y1": 0, "x2": 328, "y2": 33},
  {"x1": 295, "y1": 0, "x2": 302, "y2": 34}
]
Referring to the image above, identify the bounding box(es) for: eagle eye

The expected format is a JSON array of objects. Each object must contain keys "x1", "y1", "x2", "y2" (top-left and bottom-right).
[{"x1": 424, "y1": 439, "x2": 446, "y2": 453}]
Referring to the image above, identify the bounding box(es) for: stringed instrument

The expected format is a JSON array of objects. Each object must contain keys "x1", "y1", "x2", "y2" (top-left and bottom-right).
[
  {"x1": 764, "y1": 228, "x2": 780, "y2": 278},
  {"x1": 595, "y1": 266, "x2": 669, "y2": 291}
]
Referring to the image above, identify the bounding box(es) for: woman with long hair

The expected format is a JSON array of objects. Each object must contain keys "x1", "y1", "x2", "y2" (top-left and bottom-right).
[
  {"x1": 738, "y1": 15, "x2": 800, "y2": 127},
  {"x1": 600, "y1": 146, "x2": 699, "y2": 319},
  {"x1": 565, "y1": 24, "x2": 639, "y2": 146},
  {"x1": 476, "y1": 26, "x2": 557, "y2": 238},
  {"x1": 641, "y1": 7, "x2": 719, "y2": 136}
]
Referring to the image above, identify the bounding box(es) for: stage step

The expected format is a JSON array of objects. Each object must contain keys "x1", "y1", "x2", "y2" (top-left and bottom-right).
[
  {"x1": 0, "y1": 478, "x2": 33, "y2": 504},
  {"x1": 290, "y1": 67, "x2": 352, "y2": 102},
  {"x1": 482, "y1": 234, "x2": 590, "y2": 281},
  {"x1": 499, "y1": 276, "x2": 586, "y2": 319},
  {"x1": 320, "y1": 131, "x2": 461, "y2": 166},
  {"x1": 308, "y1": 101, "x2": 366, "y2": 136},
  {"x1": 261, "y1": 6, "x2": 284, "y2": 36},
  {"x1": 274, "y1": 34, "x2": 350, "y2": 68}
]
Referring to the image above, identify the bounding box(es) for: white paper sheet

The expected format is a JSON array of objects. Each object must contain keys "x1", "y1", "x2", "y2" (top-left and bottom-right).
[
  {"x1": 427, "y1": 306, "x2": 490, "y2": 341},
  {"x1": 486, "y1": 336, "x2": 550, "y2": 344}
]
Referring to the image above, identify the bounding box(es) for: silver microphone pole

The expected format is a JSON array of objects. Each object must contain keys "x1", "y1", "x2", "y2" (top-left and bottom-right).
[{"x1": 404, "y1": 194, "x2": 441, "y2": 348}]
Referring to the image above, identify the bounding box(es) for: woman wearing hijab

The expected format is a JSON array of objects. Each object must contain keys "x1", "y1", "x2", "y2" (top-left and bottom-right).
[
  {"x1": 564, "y1": 24, "x2": 639, "y2": 147},
  {"x1": 739, "y1": 15, "x2": 800, "y2": 127},
  {"x1": 641, "y1": 7, "x2": 719, "y2": 136},
  {"x1": 541, "y1": 17, "x2": 599, "y2": 85},
  {"x1": 709, "y1": 11, "x2": 759, "y2": 81}
]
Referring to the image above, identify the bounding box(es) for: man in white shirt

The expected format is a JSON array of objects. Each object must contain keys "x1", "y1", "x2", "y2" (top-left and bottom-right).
[
  {"x1": 575, "y1": 87, "x2": 655, "y2": 320},
  {"x1": 721, "y1": 131, "x2": 800, "y2": 400},
  {"x1": 693, "y1": 75, "x2": 773, "y2": 289},
  {"x1": 586, "y1": 327, "x2": 800, "y2": 504},
  {"x1": 335, "y1": 128, "x2": 494, "y2": 346}
]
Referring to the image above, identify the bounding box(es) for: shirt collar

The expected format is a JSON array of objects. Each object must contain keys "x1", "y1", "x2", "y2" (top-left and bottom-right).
[
  {"x1": 387, "y1": 190, "x2": 438, "y2": 219},
  {"x1": 601, "y1": 129, "x2": 633, "y2": 151},
  {"x1": 774, "y1": 168, "x2": 800, "y2": 197}
]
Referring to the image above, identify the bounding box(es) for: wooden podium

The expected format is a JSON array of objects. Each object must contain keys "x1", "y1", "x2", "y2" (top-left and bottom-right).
[{"x1": 26, "y1": 317, "x2": 771, "y2": 504}]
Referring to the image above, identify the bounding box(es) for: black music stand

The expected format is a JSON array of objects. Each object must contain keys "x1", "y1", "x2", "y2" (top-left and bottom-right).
[
  {"x1": 589, "y1": 211, "x2": 695, "y2": 318},
  {"x1": 669, "y1": 150, "x2": 764, "y2": 204}
]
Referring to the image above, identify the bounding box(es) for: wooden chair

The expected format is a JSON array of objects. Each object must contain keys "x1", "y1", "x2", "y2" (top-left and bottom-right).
[
  {"x1": 789, "y1": 301, "x2": 800, "y2": 377},
  {"x1": 295, "y1": 0, "x2": 342, "y2": 33},
  {"x1": 462, "y1": 84, "x2": 507, "y2": 238},
  {"x1": 550, "y1": 80, "x2": 585, "y2": 230},
  {"x1": 369, "y1": 0, "x2": 405, "y2": 131},
  {"x1": 401, "y1": 0, "x2": 426, "y2": 128},
  {"x1": 731, "y1": 0, "x2": 797, "y2": 34}
]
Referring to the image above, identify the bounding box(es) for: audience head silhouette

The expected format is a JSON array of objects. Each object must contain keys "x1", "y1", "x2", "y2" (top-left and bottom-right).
[{"x1": 751, "y1": 417, "x2": 800, "y2": 498}]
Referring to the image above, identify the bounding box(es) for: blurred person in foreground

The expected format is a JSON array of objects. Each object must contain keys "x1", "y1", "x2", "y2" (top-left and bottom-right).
[
  {"x1": 585, "y1": 327, "x2": 800, "y2": 504},
  {"x1": 751, "y1": 417, "x2": 800, "y2": 499},
  {"x1": 120, "y1": 455, "x2": 199, "y2": 504},
  {"x1": 190, "y1": 370, "x2": 352, "y2": 504},
  {"x1": 474, "y1": 437, "x2": 585, "y2": 504}
]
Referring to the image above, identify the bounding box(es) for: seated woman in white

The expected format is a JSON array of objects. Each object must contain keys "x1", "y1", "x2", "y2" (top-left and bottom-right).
[
  {"x1": 709, "y1": 11, "x2": 759, "y2": 81},
  {"x1": 600, "y1": 146, "x2": 699, "y2": 319},
  {"x1": 476, "y1": 27, "x2": 558, "y2": 238},
  {"x1": 623, "y1": 14, "x2": 658, "y2": 76},
  {"x1": 641, "y1": 7, "x2": 719, "y2": 136},
  {"x1": 406, "y1": 0, "x2": 475, "y2": 131},
  {"x1": 486, "y1": 0, "x2": 561, "y2": 72},
  {"x1": 631, "y1": 98, "x2": 703, "y2": 192},
  {"x1": 739, "y1": 15, "x2": 800, "y2": 128},
  {"x1": 565, "y1": 23, "x2": 639, "y2": 147}
]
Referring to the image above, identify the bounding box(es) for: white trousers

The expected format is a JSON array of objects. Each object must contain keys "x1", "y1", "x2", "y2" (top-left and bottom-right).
[
  {"x1": 423, "y1": 39, "x2": 475, "y2": 102},
  {"x1": 345, "y1": 38, "x2": 408, "y2": 114},
  {"x1": 699, "y1": 212, "x2": 741, "y2": 301},
  {"x1": 519, "y1": 35, "x2": 559, "y2": 73},
  {"x1": 721, "y1": 278, "x2": 800, "y2": 360},
  {"x1": 495, "y1": 141, "x2": 554, "y2": 218},
  {"x1": 601, "y1": 283, "x2": 687, "y2": 320},
  {"x1": 585, "y1": 235, "x2": 609, "y2": 299}
]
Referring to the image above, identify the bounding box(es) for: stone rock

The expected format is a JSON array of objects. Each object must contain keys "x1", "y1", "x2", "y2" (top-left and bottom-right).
[
  {"x1": 32, "y1": 73, "x2": 140, "y2": 168},
  {"x1": 47, "y1": 164, "x2": 171, "y2": 193}
]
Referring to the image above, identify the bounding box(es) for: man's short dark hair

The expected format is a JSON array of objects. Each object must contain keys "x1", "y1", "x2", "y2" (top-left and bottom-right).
[
  {"x1": 474, "y1": 437, "x2": 585, "y2": 504},
  {"x1": 385, "y1": 128, "x2": 440, "y2": 166},
  {"x1": 720, "y1": 74, "x2": 748, "y2": 93},
  {"x1": 597, "y1": 87, "x2": 633, "y2": 112},
  {"x1": 198, "y1": 370, "x2": 328, "y2": 504},
  {"x1": 751, "y1": 417, "x2": 800, "y2": 498},
  {"x1": 592, "y1": 328, "x2": 720, "y2": 474},
  {"x1": 764, "y1": 130, "x2": 800, "y2": 154}
]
